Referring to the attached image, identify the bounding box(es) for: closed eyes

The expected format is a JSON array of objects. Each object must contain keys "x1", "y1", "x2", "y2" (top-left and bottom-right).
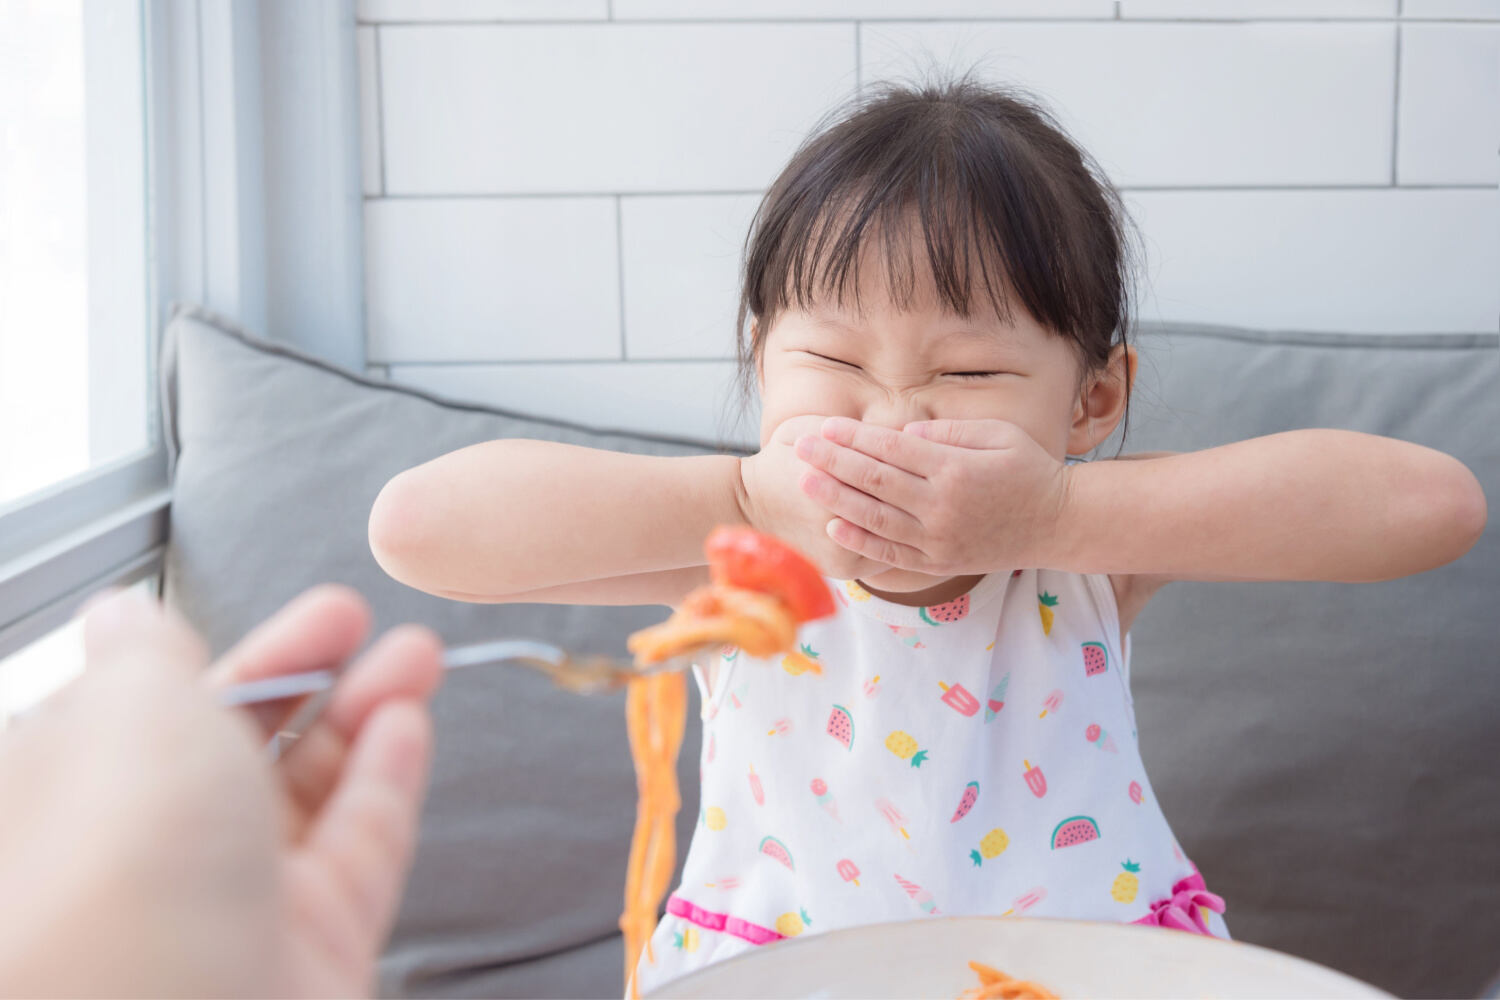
[{"x1": 805, "y1": 351, "x2": 861, "y2": 370}]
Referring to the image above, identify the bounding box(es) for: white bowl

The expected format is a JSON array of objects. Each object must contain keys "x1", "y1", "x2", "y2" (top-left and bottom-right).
[{"x1": 646, "y1": 916, "x2": 1389, "y2": 999}]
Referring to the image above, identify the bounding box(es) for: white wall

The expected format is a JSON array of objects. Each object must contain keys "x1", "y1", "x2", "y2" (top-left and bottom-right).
[{"x1": 356, "y1": 0, "x2": 1499, "y2": 447}]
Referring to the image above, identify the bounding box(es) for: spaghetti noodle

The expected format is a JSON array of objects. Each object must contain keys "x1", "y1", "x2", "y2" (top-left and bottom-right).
[
  {"x1": 619, "y1": 527, "x2": 834, "y2": 997},
  {"x1": 959, "y1": 960, "x2": 1059, "y2": 1000}
]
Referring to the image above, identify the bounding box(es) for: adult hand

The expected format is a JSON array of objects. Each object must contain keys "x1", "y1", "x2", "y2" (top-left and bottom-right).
[
  {"x1": 794, "y1": 416, "x2": 1071, "y2": 575},
  {"x1": 739, "y1": 414, "x2": 891, "y2": 581},
  {"x1": 0, "y1": 586, "x2": 442, "y2": 998}
]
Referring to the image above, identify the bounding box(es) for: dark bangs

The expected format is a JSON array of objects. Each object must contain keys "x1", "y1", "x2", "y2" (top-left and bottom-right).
[{"x1": 737, "y1": 76, "x2": 1138, "y2": 390}]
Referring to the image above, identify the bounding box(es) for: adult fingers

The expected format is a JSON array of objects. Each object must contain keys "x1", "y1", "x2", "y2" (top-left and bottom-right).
[
  {"x1": 207, "y1": 585, "x2": 372, "y2": 689},
  {"x1": 293, "y1": 699, "x2": 432, "y2": 949},
  {"x1": 275, "y1": 625, "x2": 443, "y2": 835}
]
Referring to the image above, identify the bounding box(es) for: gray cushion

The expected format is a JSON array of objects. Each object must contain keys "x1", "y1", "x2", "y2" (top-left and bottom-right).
[
  {"x1": 160, "y1": 305, "x2": 727, "y2": 999},
  {"x1": 160, "y1": 307, "x2": 1498, "y2": 999},
  {"x1": 1099, "y1": 323, "x2": 1499, "y2": 1000}
]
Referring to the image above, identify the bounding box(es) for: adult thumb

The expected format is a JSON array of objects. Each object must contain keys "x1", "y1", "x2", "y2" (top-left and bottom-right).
[{"x1": 81, "y1": 589, "x2": 209, "y2": 682}]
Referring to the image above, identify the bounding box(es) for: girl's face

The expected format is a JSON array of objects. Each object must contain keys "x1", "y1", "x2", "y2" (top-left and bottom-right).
[{"x1": 754, "y1": 241, "x2": 1125, "y2": 594}]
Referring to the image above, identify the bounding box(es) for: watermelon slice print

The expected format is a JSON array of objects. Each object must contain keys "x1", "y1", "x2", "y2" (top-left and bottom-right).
[
  {"x1": 826, "y1": 704, "x2": 854, "y2": 750},
  {"x1": 949, "y1": 781, "x2": 980, "y2": 823},
  {"x1": 1051, "y1": 815, "x2": 1101, "y2": 849},
  {"x1": 919, "y1": 593, "x2": 970, "y2": 626},
  {"x1": 759, "y1": 835, "x2": 795, "y2": 870},
  {"x1": 1082, "y1": 641, "x2": 1108, "y2": 677}
]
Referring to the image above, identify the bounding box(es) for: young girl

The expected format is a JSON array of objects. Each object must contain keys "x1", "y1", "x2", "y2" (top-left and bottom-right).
[{"x1": 368, "y1": 79, "x2": 1485, "y2": 992}]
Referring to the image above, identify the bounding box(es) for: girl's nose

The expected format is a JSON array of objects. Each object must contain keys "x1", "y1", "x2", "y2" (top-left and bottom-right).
[{"x1": 860, "y1": 396, "x2": 935, "y2": 432}]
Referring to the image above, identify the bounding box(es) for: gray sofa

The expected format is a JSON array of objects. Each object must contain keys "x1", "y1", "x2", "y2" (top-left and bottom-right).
[{"x1": 160, "y1": 305, "x2": 1498, "y2": 999}]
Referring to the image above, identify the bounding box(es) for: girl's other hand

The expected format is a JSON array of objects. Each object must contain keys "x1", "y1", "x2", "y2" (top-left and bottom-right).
[
  {"x1": 739, "y1": 415, "x2": 892, "y2": 581},
  {"x1": 795, "y1": 416, "x2": 1069, "y2": 575}
]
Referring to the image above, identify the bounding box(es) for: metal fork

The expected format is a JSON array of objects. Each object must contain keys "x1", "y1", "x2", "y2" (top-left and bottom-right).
[{"x1": 220, "y1": 639, "x2": 707, "y2": 761}]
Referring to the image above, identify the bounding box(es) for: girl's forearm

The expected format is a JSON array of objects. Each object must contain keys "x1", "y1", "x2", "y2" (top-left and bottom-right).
[
  {"x1": 1052, "y1": 430, "x2": 1487, "y2": 582},
  {"x1": 369, "y1": 440, "x2": 747, "y2": 597}
]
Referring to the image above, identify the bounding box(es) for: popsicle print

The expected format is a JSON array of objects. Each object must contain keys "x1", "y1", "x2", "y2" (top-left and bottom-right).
[
  {"x1": 1002, "y1": 886, "x2": 1047, "y2": 916},
  {"x1": 875, "y1": 797, "x2": 911, "y2": 840},
  {"x1": 1039, "y1": 689, "x2": 1064, "y2": 718}
]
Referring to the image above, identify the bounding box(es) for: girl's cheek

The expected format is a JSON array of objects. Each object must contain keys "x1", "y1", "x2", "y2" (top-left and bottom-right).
[{"x1": 763, "y1": 370, "x2": 862, "y2": 422}]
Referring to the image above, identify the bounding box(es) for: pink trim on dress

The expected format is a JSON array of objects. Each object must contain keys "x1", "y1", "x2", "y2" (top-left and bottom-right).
[
  {"x1": 1131, "y1": 871, "x2": 1226, "y2": 935},
  {"x1": 666, "y1": 894, "x2": 786, "y2": 946}
]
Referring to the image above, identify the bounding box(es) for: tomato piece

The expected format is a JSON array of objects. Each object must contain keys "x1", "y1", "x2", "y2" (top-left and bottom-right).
[{"x1": 703, "y1": 526, "x2": 835, "y2": 623}]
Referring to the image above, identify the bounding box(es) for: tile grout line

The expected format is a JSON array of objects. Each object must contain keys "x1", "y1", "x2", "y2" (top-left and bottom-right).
[
  {"x1": 616, "y1": 195, "x2": 628, "y2": 360},
  {"x1": 355, "y1": 17, "x2": 1118, "y2": 26},
  {"x1": 360, "y1": 185, "x2": 1498, "y2": 201},
  {"x1": 385, "y1": 358, "x2": 738, "y2": 367},
  {"x1": 854, "y1": 21, "x2": 862, "y2": 94},
  {"x1": 1391, "y1": 15, "x2": 1403, "y2": 186},
  {"x1": 374, "y1": 25, "x2": 387, "y2": 197},
  {"x1": 350, "y1": 16, "x2": 1500, "y2": 25}
]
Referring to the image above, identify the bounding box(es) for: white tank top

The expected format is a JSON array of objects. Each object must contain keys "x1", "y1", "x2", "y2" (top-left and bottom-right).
[{"x1": 631, "y1": 566, "x2": 1228, "y2": 994}]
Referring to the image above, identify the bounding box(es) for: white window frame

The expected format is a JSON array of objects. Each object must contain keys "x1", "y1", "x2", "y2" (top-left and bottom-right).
[{"x1": 0, "y1": 0, "x2": 364, "y2": 660}]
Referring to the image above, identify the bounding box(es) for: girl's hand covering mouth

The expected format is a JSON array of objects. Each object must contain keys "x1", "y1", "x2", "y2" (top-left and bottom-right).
[
  {"x1": 737, "y1": 414, "x2": 893, "y2": 582},
  {"x1": 795, "y1": 416, "x2": 1069, "y2": 576}
]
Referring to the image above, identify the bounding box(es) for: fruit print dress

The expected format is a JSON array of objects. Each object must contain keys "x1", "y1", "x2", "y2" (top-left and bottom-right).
[{"x1": 631, "y1": 566, "x2": 1229, "y2": 995}]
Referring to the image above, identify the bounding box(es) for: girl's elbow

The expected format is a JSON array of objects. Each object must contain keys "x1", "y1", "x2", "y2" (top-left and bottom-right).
[
  {"x1": 368, "y1": 469, "x2": 439, "y2": 588},
  {"x1": 1450, "y1": 464, "x2": 1488, "y2": 555},
  {"x1": 1422, "y1": 459, "x2": 1488, "y2": 568}
]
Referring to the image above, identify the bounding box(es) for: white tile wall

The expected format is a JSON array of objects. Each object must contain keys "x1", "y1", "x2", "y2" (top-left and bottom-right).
[
  {"x1": 621, "y1": 194, "x2": 761, "y2": 360},
  {"x1": 390, "y1": 361, "x2": 759, "y2": 446},
  {"x1": 358, "y1": 0, "x2": 609, "y2": 21},
  {"x1": 356, "y1": 27, "x2": 381, "y2": 196},
  {"x1": 379, "y1": 24, "x2": 857, "y2": 194},
  {"x1": 613, "y1": 1, "x2": 1114, "y2": 19},
  {"x1": 365, "y1": 198, "x2": 621, "y2": 362},
  {"x1": 1397, "y1": 23, "x2": 1500, "y2": 184},
  {"x1": 1129, "y1": 189, "x2": 1500, "y2": 333},
  {"x1": 1120, "y1": 0, "x2": 1397, "y2": 17},
  {"x1": 861, "y1": 21, "x2": 1396, "y2": 187},
  {"x1": 1402, "y1": 0, "x2": 1500, "y2": 18},
  {"x1": 359, "y1": 4, "x2": 1499, "y2": 443}
]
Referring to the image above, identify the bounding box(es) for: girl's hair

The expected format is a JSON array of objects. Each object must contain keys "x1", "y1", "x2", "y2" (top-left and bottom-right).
[{"x1": 734, "y1": 74, "x2": 1141, "y2": 452}]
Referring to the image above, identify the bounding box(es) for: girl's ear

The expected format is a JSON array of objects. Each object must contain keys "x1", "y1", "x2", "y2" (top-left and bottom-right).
[{"x1": 1066, "y1": 343, "x2": 1136, "y2": 456}]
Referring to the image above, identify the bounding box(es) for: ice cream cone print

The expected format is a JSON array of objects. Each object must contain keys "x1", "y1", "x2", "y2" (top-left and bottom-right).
[
  {"x1": 895, "y1": 873, "x2": 940, "y2": 915},
  {"x1": 810, "y1": 778, "x2": 841, "y2": 821}
]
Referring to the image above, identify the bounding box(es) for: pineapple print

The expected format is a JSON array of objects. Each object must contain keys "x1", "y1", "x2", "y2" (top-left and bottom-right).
[
  {"x1": 704, "y1": 806, "x2": 727, "y2": 831},
  {"x1": 970, "y1": 827, "x2": 1010, "y2": 867},
  {"x1": 776, "y1": 907, "x2": 812, "y2": 937},
  {"x1": 1111, "y1": 860, "x2": 1141, "y2": 903},
  {"x1": 1038, "y1": 592, "x2": 1059, "y2": 635},
  {"x1": 885, "y1": 730, "x2": 930, "y2": 768},
  {"x1": 673, "y1": 926, "x2": 700, "y2": 952},
  {"x1": 846, "y1": 580, "x2": 872, "y2": 602},
  {"x1": 782, "y1": 643, "x2": 822, "y2": 676}
]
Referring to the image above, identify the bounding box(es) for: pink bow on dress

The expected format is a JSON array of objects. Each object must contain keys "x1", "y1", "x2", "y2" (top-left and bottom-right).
[{"x1": 1131, "y1": 870, "x2": 1226, "y2": 935}]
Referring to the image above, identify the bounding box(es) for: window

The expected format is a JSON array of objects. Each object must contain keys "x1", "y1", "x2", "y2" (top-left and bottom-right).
[
  {"x1": 0, "y1": 574, "x2": 158, "y2": 729},
  {"x1": 0, "y1": 0, "x2": 152, "y2": 509},
  {"x1": 0, "y1": 0, "x2": 166, "y2": 675}
]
